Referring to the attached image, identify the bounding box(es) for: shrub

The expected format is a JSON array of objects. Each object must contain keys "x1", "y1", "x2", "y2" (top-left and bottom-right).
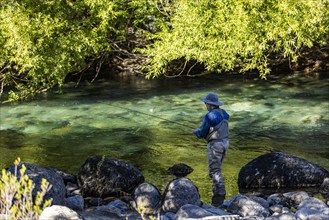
[{"x1": 0, "y1": 158, "x2": 51, "y2": 220}]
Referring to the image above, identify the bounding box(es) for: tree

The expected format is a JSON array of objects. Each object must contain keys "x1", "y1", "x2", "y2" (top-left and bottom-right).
[
  {"x1": 0, "y1": 0, "x2": 129, "y2": 101},
  {"x1": 140, "y1": 0, "x2": 329, "y2": 79},
  {"x1": 0, "y1": 0, "x2": 328, "y2": 101}
]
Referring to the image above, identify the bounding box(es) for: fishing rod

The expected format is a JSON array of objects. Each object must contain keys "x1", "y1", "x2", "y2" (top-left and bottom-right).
[{"x1": 107, "y1": 103, "x2": 196, "y2": 129}]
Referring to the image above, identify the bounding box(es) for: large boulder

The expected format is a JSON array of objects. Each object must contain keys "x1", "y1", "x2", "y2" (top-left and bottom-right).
[
  {"x1": 77, "y1": 156, "x2": 144, "y2": 197},
  {"x1": 162, "y1": 177, "x2": 201, "y2": 213},
  {"x1": 238, "y1": 152, "x2": 329, "y2": 193},
  {"x1": 7, "y1": 162, "x2": 66, "y2": 205}
]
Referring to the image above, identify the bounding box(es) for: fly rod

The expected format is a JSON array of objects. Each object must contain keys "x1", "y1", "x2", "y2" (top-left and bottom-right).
[{"x1": 107, "y1": 103, "x2": 196, "y2": 129}]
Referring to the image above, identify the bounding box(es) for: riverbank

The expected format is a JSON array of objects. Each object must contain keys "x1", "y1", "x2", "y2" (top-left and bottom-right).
[{"x1": 3, "y1": 152, "x2": 328, "y2": 219}]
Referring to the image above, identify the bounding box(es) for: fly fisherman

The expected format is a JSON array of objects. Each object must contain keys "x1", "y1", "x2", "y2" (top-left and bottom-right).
[{"x1": 193, "y1": 92, "x2": 230, "y2": 207}]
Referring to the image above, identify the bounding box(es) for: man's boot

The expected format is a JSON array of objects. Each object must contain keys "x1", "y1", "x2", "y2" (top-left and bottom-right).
[{"x1": 211, "y1": 194, "x2": 225, "y2": 207}]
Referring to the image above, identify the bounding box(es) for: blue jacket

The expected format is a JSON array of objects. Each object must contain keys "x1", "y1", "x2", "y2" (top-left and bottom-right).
[{"x1": 194, "y1": 107, "x2": 230, "y2": 139}]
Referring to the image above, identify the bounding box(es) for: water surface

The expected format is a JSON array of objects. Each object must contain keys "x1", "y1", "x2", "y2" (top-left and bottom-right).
[{"x1": 1, "y1": 72, "x2": 328, "y2": 203}]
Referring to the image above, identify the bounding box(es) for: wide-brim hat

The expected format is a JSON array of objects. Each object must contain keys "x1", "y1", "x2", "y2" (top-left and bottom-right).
[{"x1": 200, "y1": 92, "x2": 223, "y2": 106}]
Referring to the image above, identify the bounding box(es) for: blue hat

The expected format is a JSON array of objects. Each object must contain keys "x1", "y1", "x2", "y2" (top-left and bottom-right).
[{"x1": 200, "y1": 93, "x2": 223, "y2": 106}]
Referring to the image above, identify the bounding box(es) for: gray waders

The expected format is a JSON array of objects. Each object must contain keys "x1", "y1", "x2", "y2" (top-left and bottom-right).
[{"x1": 206, "y1": 109, "x2": 229, "y2": 207}]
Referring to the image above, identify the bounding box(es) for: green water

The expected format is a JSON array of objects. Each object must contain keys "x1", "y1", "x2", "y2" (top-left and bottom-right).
[{"x1": 1, "y1": 73, "x2": 328, "y2": 204}]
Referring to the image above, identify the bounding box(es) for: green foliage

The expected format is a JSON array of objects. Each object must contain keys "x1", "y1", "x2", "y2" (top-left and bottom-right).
[
  {"x1": 0, "y1": 158, "x2": 51, "y2": 220},
  {"x1": 141, "y1": 0, "x2": 329, "y2": 78},
  {"x1": 0, "y1": 0, "x2": 127, "y2": 101},
  {"x1": 0, "y1": 0, "x2": 328, "y2": 101}
]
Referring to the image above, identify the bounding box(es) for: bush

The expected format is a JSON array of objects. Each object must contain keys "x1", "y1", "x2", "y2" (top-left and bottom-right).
[{"x1": 0, "y1": 158, "x2": 51, "y2": 220}]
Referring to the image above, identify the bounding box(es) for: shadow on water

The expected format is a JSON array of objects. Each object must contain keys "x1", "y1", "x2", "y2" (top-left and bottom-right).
[{"x1": 0, "y1": 130, "x2": 26, "y2": 149}]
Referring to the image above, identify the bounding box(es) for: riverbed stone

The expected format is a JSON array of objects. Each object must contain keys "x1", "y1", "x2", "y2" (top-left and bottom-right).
[
  {"x1": 162, "y1": 177, "x2": 201, "y2": 213},
  {"x1": 7, "y1": 162, "x2": 66, "y2": 205},
  {"x1": 173, "y1": 204, "x2": 214, "y2": 219},
  {"x1": 297, "y1": 197, "x2": 329, "y2": 212},
  {"x1": 265, "y1": 213, "x2": 297, "y2": 220},
  {"x1": 238, "y1": 152, "x2": 329, "y2": 193},
  {"x1": 266, "y1": 193, "x2": 289, "y2": 207},
  {"x1": 131, "y1": 182, "x2": 161, "y2": 214},
  {"x1": 77, "y1": 156, "x2": 144, "y2": 197},
  {"x1": 40, "y1": 205, "x2": 85, "y2": 220},
  {"x1": 227, "y1": 195, "x2": 270, "y2": 218},
  {"x1": 295, "y1": 208, "x2": 329, "y2": 220},
  {"x1": 65, "y1": 195, "x2": 85, "y2": 210},
  {"x1": 283, "y1": 191, "x2": 310, "y2": 207}
]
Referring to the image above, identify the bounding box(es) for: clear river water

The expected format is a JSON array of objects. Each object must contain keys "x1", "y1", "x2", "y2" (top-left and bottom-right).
[{"x1": 0, "y1": 72, "x2": 328, "y2": 204}]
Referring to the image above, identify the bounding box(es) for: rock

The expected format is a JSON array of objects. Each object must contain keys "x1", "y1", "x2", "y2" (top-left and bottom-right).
[
  {"x1": 66, "y1": 182, "x2": 80, "y2": 196},
  {"x1": 7, "y1": 162, "x2": 66, "y2": 205},
  {"x1": 269, "y1": 204, "x2": 284, "y2": 214},
  {"x1": 201, "y1": 203, "x2": 233, "y2": 216},
  {"x1": 89, "y1": 197, "x2": 103, "y2": 206},
  {"x1": 88, "y1": 199, "x2": 142, "y2": 220},
  {"x1": 266, "y1": 194, "x2": 289, "y2": 207},
  {"x1": 48, "y1": 166, "x2": 77, "y2": 184},
  {"x1": 265, "y1": 213, "x2": 297, "y2": 220},
  {"x1": 162, "y1": 177, "x2": 201, "y2": 213},
  {"x1": 283, "y1": 191, "x2": 310, "y2": 207},
  {"x1": 238, "y1": 152, "x2": 329, "y2": 193},
  {"x1": 295, "y1": 208, "x2": 329, "y2": 220},
  {"x1": 65, "y1": 195, "x2": 84, "y2": 210},
  {"x1": 297, "y1": 197, "x2": 329, "y2": 212},
  {"x1": 39, "y1": 205, "x2": 85, "y2": 220},
  {"x1": 320, "y1": 177, "x2": 329, "y2": 199},
  {"x1": 227, "y1": 195, "x2": 270, "y2": 218},
  {"x1": 131, "y1": 182, "x2": 161, "y2": 214},
  {"x1": 249, "y1": 196, "x2": 270, "y2": 209},
  {"x1": 173, "y1": 204, "x2": 214, "y2": 219},
  {"x1": 167, "y1": 163, "x2": 193, "y2": 177},
  {"x1": 77, "y1": 156, "x2": 144, "y2": 197}
]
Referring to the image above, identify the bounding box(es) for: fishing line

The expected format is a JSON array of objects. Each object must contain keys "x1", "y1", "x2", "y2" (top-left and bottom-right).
[{"x1": 107, "y1": 103, "x2": 196, "y2": 129}]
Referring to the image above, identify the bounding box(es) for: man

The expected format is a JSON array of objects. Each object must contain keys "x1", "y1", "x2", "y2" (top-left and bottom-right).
[{"x1": 193, "y1": 92, "x2": 230, "y2": 207}]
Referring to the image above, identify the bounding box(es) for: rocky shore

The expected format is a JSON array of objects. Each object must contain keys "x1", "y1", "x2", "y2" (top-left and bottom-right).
[{"x1": 5, "y1": 152, "x2": 329, "y2": 220}]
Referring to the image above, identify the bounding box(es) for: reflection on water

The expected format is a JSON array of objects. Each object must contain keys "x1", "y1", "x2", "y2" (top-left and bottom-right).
[{"x1": 1, "y1": 73, "x2": 328, "y2": 203}]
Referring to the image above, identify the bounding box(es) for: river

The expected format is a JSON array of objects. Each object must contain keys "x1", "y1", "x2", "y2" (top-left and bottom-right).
[{"x1": 0, "y1": 72, "x2": 328, "y2": 203}]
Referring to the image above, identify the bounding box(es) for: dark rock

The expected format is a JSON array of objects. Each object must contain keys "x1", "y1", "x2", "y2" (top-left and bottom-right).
[
  {"x1": 266, "y1": 194, "x2": 289, "y2": 207},
  {"x1": 93, "y1": 199, "x2": 142, "y2": 219},
  {"x1": 238, "y1": 152, "x2": 329, "y2": 193},
  {"x1": 65, "y1": 195, "x2": 84, "y2": 210},
  {"x1": 89, "y1": 197, "x2": 103, "y2": 206},
  {"x1": 320, "y1": 177, "x2": 329, "y2": 199},
  {"x1": 162, "y1": 177, "x2": 201, "y2": 213},
  {"x1": 77, "y1": 156, "x2": 144, "y2": 197},
  {"x1": 168, "y1": 163, "x2": 193, "y2": 177},
  {"x1": 48, "y1": 167, "x2": 77, "y2": 184},
  {"x1": 131, "y1": 182, "x2": 161, "y2": 214},
  {"x1": 7, "y1": 162, "x2": 66, "y2": 205}
]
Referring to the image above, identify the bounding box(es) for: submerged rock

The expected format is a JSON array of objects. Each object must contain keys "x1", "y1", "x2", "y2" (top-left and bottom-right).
[
  {"x1": 238, "y1": 152, "x2": 329, "y2": 193},
  {"x1": 167, "y1": 163, "x2": 193, "y2": 177},
  {"x1": 77, "y1": 156, "x2": 144, "y2": 198}
]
